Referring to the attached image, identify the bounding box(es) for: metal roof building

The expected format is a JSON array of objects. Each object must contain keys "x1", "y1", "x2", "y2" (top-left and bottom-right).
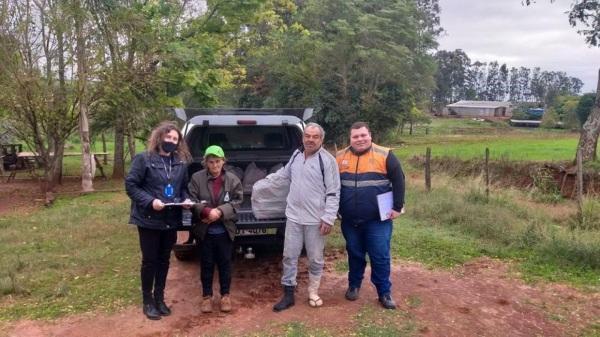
[{"x1": 445, "y1": 100, "x2": 512, "y2": 118}]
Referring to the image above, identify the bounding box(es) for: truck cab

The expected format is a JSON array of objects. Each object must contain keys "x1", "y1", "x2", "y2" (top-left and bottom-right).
[{"x1": 172, "y1": 108, "x2": 312, "y2": 260}]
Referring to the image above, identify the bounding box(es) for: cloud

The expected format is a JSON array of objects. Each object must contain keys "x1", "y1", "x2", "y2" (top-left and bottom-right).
[{"x1": 438, "y1": 0, "x2": 600, "y2": 93}]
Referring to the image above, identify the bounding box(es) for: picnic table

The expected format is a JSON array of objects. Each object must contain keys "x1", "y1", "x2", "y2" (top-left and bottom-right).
[{"x1": 4, "y1": 151, "x2": 110, "y2": 182}]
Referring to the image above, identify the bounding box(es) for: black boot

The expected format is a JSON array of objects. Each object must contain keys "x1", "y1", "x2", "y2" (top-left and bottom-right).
[
  {"x1": 143, "y1": 302, "x2": 162, "y2": 320},
  {"x1": 155, "y1": 297, "x2": 172, "y2": 316},
  {"x1": 378, "y1": 293, "x2": 397, "y2": 310},
  {"x1": 273, "y1": 285, "x2": 295, "y2": 312}
]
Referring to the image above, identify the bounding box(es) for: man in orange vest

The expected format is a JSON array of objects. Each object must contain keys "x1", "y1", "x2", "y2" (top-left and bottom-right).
[{"x1": 336, "y1": 121, "x2": 405, "y2": 309}]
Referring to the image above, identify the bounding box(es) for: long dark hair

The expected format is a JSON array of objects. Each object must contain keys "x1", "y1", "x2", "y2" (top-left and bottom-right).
[{"x1": 147, "y1": 121, "x2": 192, "y2": 162}]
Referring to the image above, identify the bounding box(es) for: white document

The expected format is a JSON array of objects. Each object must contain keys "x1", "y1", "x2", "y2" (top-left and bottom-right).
[
  {"x1": 377, "y1": 191, "x2": 394, "y2": 221},
  {"x1": 164, "y1": 200, "x2": 206, "y2": 207}
]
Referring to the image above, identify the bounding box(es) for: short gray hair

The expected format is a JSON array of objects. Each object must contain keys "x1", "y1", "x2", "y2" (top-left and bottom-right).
[{"x1": 305, "y1": 122, "x2": 325, "y2": 140}]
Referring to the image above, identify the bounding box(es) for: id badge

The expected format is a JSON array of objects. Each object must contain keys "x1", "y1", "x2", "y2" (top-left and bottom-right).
[{"x1": 164, "y1": 183, "x2": 174, "y2": 198}]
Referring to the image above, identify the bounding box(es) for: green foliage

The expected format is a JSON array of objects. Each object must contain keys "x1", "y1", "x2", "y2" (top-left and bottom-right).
[
  {"x1": 576, "y1": 93, "x2": 597, "y2": 126},
  {"x1": 432, "y1": 49, "x2": 471, "y2": 108},
  {"x1": 529, "y1": 166, "x2": 562, "y2": 203},
  {"x1": 573, "y1": 197, "x2": 600, "y2": 230},
  {"x1": 237, "y1": 0, "x2": 439, "y2": 142},
  {"x1": 542, "y1": 95, "x2": 580, "y2": 129}
]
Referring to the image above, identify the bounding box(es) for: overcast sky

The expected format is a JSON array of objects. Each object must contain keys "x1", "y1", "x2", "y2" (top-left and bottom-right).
[{"x1": 437, "y1": 0, "x2": 600, "y2": 93}]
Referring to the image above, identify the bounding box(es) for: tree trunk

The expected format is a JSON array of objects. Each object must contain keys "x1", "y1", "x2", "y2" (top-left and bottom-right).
[
  {"x1": 48, "y1": 137, "x2": 64, "y2": 186},
  {"x1": 76, "y1": 1, "x2": 94, "y2": 193},
  {"x1": 127, "y1": 130, "x2": 136, "y2": 160},
  {"x1": 45, "y1": 138, "x2": 65, "y2": 193},
  {"x1": 576, "y1": 68, "x2": 600, "y2": 162},
  {"x1": 101, "y1": 133, "x2": 107, "y2": 164},
  {"x1": 112, "y1": 119, "x2": 126, "y2": 179}
]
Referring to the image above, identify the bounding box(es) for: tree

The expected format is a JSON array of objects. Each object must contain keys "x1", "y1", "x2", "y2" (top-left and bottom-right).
[
  {"x1": 509, "y1": 67, "x2": 520, "y2": 101},
  {"x1": 433, "y1": 49, "x2": 470, "y2": 108},
  {"x1": 88, "y1": 0, "x2": 265, "y2": 178},
  {"x1": 485, "y1": 61, "x2": 502, "y2": 100},
  {"x1": 576, "y1": 93, "x2": 597, "y2": 126},
  {"x1": 543, "y1": 95, "x2": 580, "y2": 129},
  {"x1": 499, "y1": 63, "x2": 509, "y2": 100},
  {"x1": 518, "y1": 67, "x2": 531, "y2": 101},
  {"x1": 74, "y1": 0, "x2": 94, "y2": 192},
  {"x1": 526, "y1": 0, "x2": 600, "y2": 161},
  {"x1": 0, "y1": 0, "x2": 82, "y2": 193},
  {"x1": 466, "y1": 61, "x2": 487, "y2": 100},
  {"x1": 240, "y1": 0, "x2": 438, "y2": 143}
]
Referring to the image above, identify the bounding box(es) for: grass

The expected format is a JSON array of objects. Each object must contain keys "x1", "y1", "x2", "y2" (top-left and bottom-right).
[
  {"x1": 352, "y1": 306, "x2": 417, "y2": 337},
  {"x1": 393, "y1": 178, "x2": 600, "y2": 288},
  {"x1": 0, "y1": 192, "x2": 139, "y2": 320},
  {"x1": 391, "y1": 118, "x2": 586, "y2": 162},
  {"x1": 580, "y1": 321, "x2": 600, "y2": 337},
  {"x1": 214, "y1": 306, "x2": 417, "y2": 337}
]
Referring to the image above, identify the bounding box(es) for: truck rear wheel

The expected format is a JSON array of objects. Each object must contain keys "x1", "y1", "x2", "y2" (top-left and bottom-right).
[{"x1": 173, "y1": 242, "x2": 197, "y2": 261}]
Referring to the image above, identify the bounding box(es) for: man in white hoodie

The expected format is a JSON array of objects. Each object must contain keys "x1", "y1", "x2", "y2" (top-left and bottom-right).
[{"x1": 272, "y1": 122, "x2": 341, "y2": 312}]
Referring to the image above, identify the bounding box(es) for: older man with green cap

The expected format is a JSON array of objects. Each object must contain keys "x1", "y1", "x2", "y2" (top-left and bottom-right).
[{"x1": 188, "y1": 145, "x2": 243, "y2": 314}]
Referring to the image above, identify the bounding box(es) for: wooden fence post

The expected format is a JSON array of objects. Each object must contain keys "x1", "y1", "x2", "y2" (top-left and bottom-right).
[
  {"x1": 485, "y1": 147, "x2": 490, "y2": 198},
  {"x1": 425, "y1": 147, "x2": 431, "y2": 192}
]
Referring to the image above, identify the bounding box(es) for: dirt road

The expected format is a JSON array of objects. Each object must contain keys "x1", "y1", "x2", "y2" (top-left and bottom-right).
[{"x1": 5, "y1": 251, "x2": 599, "y2": 337}]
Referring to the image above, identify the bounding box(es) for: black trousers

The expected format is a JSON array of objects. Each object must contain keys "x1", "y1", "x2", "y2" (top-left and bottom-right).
[
  {"x1": 200, "y1": 233, "x2": 233, "y2": 297},
  {"x1": 137, "y1": 226, "x2": 177, "y2": 304}
]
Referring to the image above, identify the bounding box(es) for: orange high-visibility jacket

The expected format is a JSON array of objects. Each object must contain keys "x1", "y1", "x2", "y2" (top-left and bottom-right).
[{"x1": 336, "y1": 143, "x2": 404, "y2": 224}]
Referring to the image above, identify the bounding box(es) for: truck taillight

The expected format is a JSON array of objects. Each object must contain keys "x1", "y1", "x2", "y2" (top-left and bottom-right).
[{"x1": 237, "y1": 120, "x2": 257, "y2": 125}]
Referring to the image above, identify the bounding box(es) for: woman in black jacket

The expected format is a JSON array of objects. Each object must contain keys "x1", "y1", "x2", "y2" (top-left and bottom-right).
[{"x1": 125, "y1": 121, "x2": 192, "y2": 320}]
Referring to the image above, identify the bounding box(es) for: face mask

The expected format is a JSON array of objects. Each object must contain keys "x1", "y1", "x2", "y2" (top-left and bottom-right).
[{"x1": 161, "y1": 141, "x2": 178, "y2": 154}]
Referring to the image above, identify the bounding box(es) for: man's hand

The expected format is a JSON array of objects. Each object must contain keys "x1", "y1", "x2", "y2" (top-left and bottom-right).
[
  {"x1": 388, "y1": 207, "x2": 405, "y2": 220},
  {"x1": 152, "y1": 199, "x2": 165, "y2": 211},
  {"x1": 320, "y1": 221, "x2": 333, "y2": 235}
]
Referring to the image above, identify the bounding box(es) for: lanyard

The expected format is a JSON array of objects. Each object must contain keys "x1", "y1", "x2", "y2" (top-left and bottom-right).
[{"x1": 160, "y1": 156, "x2": 172, "y2": 182}]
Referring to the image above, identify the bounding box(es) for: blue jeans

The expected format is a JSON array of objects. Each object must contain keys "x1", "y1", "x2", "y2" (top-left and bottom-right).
[{"x1": 341, "y1": 219, "x2": 393, "y2": 297}]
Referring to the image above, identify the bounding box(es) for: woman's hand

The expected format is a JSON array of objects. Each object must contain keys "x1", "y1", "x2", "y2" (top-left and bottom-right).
[
  {"x1": 181, "y1": 198, "x2": 194, "y2": 209},
  {"x1": 152, "y1": 199, "x2": 165, "y2": 211}
]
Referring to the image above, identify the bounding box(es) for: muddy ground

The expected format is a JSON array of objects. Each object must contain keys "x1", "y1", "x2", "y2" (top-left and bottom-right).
[{"x1": 1, "y1": 179, "x2": 599, "y2": 336}]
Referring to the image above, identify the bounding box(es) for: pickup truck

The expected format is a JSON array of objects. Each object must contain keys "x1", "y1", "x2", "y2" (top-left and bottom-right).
[{"x1": 171, "y1": 108, "x2": 313, "y2": 260}]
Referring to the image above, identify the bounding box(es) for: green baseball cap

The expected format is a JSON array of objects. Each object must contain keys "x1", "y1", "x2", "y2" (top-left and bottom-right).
[{"x1": 204, "y1": 145, "x2": 225, "y2": 158}]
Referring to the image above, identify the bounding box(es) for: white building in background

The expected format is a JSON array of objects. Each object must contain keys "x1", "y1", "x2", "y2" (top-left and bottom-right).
[{"x1": 445, "y1": 100, "x2": 512, "y2": 118}]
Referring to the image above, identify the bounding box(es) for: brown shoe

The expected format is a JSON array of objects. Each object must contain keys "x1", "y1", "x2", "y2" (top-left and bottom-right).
[
  {"x1": 201, "y1": 296, "x2": 212, "y2": 313},
  {"x1": 220, "y1": 294, "x2": 232, "y2": 312}
]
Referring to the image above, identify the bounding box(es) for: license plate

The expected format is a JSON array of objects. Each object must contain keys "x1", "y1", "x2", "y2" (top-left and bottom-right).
[{"x1": 236, "y1": 228, "x2": 277, "y2": 236}]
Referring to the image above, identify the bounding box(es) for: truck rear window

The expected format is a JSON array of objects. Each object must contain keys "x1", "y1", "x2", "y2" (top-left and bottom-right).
[{"x1": 187, "y1": 126, "x2": 299, "y2": 158}]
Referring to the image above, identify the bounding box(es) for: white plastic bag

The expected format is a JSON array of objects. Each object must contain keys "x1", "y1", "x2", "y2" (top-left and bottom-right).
[
  {"x1": 251, "y1": 170, "x2": 290, "y2": 219},
  {"x1": 242, "y1": 162, "x2": 267, "y2": 194}
]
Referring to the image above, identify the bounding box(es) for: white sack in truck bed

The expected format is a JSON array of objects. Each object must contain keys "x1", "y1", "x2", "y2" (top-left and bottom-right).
[
  {"x1": 251, "y1": 170, "x2": 290, "y2": 219},
  {"x1": 242, "y1": 162, "x2": 267, "y2": 193}
]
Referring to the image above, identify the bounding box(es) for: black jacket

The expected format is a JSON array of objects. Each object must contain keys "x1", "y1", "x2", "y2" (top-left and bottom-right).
[{"x1": 125, "y1": 152, "x2": 189, "y2": 230}]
